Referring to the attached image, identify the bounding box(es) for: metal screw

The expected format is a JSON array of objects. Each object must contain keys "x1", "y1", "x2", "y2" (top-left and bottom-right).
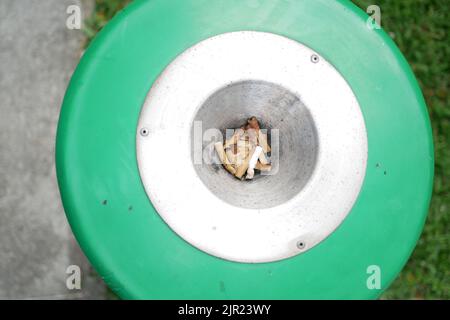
[
  {"x1": 311, "y1": 54, "x2": 319, "y2": 63},
  {"x1": 140, "y1": 127, "x2": 149, "y2": 136},
  {"x1": 297, "y1": 241, "x2": 306, "y2": 250}
]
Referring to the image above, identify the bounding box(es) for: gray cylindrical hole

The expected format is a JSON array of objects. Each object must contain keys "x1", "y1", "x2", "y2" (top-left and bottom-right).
[{"x1": 191, "y1": 80, "x2": 318, "y2": 209}]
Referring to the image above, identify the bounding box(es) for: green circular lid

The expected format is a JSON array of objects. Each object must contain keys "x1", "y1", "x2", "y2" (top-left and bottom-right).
[{"x1": 56, "y1": 0, "x2": 433, "y2": 299}]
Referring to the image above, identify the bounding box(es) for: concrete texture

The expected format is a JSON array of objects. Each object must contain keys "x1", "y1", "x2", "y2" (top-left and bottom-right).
[{"x1": 0, "y1": 0, "x2": 108, "y2": 299}]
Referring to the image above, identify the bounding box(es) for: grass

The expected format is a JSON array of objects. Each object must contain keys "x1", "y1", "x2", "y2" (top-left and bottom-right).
[
  {"x1": 352, "y1": 0, "x2": 449, "y2": 300},
  {"x1": 84, "y1": 0, "x2": 449, "y2": 299},
  {"x1": 83, "y1": 0, "x2": 131, "y2": 46}
]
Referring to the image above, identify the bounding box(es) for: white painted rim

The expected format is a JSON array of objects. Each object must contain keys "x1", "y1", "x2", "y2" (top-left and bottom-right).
[{"x1": 136, "y1": 31, "x2": 368, "y2": 263}]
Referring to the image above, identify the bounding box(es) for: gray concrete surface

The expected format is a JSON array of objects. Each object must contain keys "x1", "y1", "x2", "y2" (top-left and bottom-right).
[{"x1": 0, "y1": 0, "x2": 108, "y2": 299}]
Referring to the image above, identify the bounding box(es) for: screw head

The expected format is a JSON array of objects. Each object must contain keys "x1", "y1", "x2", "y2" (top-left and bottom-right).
[
  {"x1": 140, "y1": 127, "x2": 149, "y2": 136},
  {"x1": 311, "y1": 54, "x2": 319, "y2": 63},
  {"x1": 297, "y1": 241, "x2": 306, "y2": 250}
]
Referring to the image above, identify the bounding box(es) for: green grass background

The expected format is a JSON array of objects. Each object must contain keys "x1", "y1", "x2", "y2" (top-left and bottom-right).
[{"x1": 84, "y1": 0, "x2": 449, "y2": 299}]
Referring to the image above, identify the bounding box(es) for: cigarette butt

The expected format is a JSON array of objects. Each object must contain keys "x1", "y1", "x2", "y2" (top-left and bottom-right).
[
  {"x1": 225, "y1": 148, "x2": 238, "y2": 165},
  {"x1": 224, "y1": 135, "x2": 237, "y2": 149},
  {"x1": 247, "y1": 128, "x2": 258, "y2": 148},
  {"x1": 247, "y1": 117, "x2": 260, "y2": 130},
  {"x1": 258, "y1": 131, "x2": 271, "y2": 153},
  {"x1": 248, "y1": 146, "x2": 263, "y2": 171},
  {"x1": 224, "y1": 129, "x2": 243, "y2": 149},
  {"x1": 237, "y1": 138, "x2": 249, "y2": 149},
  {"x1": 235, "y1": 150, "x2": 253, "y2": 179},
  {"x1": 236, "y1": 146, "x2": 262, "y2": 179},
  {"x1": 246, "y1": 169, "x2": 254, "y2": 179},
  {"x1": 258, "y1": 151, "x2": 270, "y2": 165},
  {"x1": 236, "y1": 139, "x2": 250, "y2": 160},
  {"x1": 246, "y1": 146, "x2": 263, "y2": 179},
  {"x1": 255, "y1": 161, "x2": 272, "y2": 172},
  {"x1": 214, "y1": 142, "x2": 236, "y2": 175}
]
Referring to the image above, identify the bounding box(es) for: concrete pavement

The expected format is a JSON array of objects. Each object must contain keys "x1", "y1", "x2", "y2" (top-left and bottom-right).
[{"x1": 0, "y1": 0, "x2": 108, "y2": 299}]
